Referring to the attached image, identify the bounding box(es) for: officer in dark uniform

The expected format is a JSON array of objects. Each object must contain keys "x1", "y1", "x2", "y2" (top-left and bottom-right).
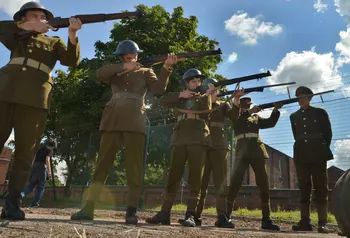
[
  {"x1": 290, "y1": 86, "x2": 333, "y2": 233},
  {"x1": 21, "y1": 139, "x2": 57, "y2": 207},
  {"x1": 146, "y1": 69, "x2": 215, "y2": 227},
  {"x1": 0, "y1": 2, "x2": 81, "y2": 220},
  {"x1": 71, "y1": 40, "x2": 177, "y2": 224},
  {"x1": 226, "y1": 91, "x2": 281, "y2": 230}
]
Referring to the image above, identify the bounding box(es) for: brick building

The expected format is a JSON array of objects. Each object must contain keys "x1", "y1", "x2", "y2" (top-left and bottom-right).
[
  {"x1": 327, "y1": 165, "x2": 345, "y2": 189},
  {"x1": 181, "y1": 143, "x2": 297, "y2": 189},
  {"x1": 0, "y1": 147, "x2": 12, "y2": 184},
  {"x1": 241, "y1": 144, "x2": 296, "y2": 189}
]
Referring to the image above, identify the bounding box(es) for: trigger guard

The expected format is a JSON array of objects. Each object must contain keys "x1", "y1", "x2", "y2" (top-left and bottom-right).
[{"x1": 52, "y1": 28, "x2": 59, "y2": 32}]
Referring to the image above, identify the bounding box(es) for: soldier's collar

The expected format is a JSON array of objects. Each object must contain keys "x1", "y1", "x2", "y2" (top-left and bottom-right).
[{"x1": 299, "y1": 105, "x2": 312, "y2": 111}]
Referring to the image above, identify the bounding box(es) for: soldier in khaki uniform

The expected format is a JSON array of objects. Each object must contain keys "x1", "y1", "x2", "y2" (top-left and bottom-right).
[
  {"x1": 71, "y1": 40, "x2": 178, "y2": 224},
  {"x1": 290, "y1": 86, "x2": 333, "y2": 233},
  {"x1": 193, "y1": 78, "x2": 234, "y2": 228},
  {"x1": 146, "y1": 69, "x2": 216, "y2": 227},
  {"x1": 226, "y1": 92, "x2": 281, "y2": 230},
  {"x1": 0, "y1": 2, "x2": 81, "y2": 220}
]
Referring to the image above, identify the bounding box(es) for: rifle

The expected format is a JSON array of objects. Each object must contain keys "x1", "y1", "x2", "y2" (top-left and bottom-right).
[
  {"x1": 257, "y1": 90, "x2": 334, "y2": 109},
  {"x1": 217, "y1": 82, "x2": 296, "y2": 97},
  {"x1": 13, "y1": 10, "x2": 144, "y2": 42},
  {"x1": 196, "y1": 71, "x2": 272, "y2": 93},
  {"x1": 117, "y1": 48, "x2": 222, "y2": 75}
]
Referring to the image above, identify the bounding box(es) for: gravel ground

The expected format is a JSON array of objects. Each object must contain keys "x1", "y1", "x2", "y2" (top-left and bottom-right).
[{"x1": 0, "y1": 208, "x2": 344, "y2": 237}]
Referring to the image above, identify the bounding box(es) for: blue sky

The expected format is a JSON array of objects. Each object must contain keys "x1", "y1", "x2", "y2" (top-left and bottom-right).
[{"x1": 1, "y1": 0, "x2": 350, "y2": 177}]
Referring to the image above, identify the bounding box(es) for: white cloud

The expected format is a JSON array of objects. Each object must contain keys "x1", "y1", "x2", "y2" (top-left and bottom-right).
[
  {"x1": 314, "y1": 0, "x2": 328, "y2": 13},
  {"x1": 0, "y1": 0, "x2": 39, "y2": 17},
  {"x1": 257, "y1": 108, "x2": 289, "y2": 118},
  {"x1": 335, "y1": 0, "x2": 350, "y2": 24},
  {"x1": 332, "y1": 139, "x2": 350, "y2": 170},
  {"x1": 228, "y1": 52, "x2": 238, "y2": 63},
  {"x1": 224, "y1": 11, "x2": 283, "y2": 46},
  {"x1": 335, "y1": 28, "x2": 350, "y2": 69},
  {"x1": 267, "y1": 50, "x2": 342, "y2": 94}
]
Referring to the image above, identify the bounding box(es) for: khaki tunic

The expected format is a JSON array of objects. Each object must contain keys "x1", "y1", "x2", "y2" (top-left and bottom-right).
[
  {"x1": 231, "y1": 106, "x2": 280, "y2": 160},
  {"x1": 290, "y1": 106, "x2": 333, "y2": 163},
  {"x1": 208, "y1": 101, "x2": 234, "y2": 150},
  {"x1": 97, "y1": 64, "x2": 172, "y2": 135},
  {"x1": 0, "y1": 21, "x2": 80, "y2": 109},
  {"x1": 159, "y1": 92, "x2": 212, "y2": 147}
]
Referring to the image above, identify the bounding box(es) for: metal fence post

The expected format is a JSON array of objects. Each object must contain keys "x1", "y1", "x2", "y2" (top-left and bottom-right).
[
  {"x1": 139, "y1": 117, "x2": 151, "y2": 209},
  {"x1": 50, "y1": 156, "x2": 57, "y2": 202}
]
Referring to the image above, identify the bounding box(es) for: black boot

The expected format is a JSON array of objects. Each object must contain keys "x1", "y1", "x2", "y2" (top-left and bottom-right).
[
  {"x1": 1, "y1": 193, "x2": 25, "y2": 220},
  {"x1": 71, "y1": 201, "x2": 94, "y2": 220},
  {"x1": 125, "y1": 206, "x2": 138, "y2": 225},
  {"x1": 261, "y1": 218, "x2": 280, "y2": 231},
  {"x1": 146, "y1": 211, "x2": 170, "y2": 225},
  {"x1": 179, "y1": 216, "x2": 202, "y2": 226},
  {"x1": 195, "y1": 216, "x2": 202, "y2": 226},
  {"x1": 292, "y1": 218, "x2": 313, "y2": 231},
  {"x1": 215, "y1": 215, "x2": 235, "y2": 228},
  {"x1": 178, "y1": 211, "x2": 196, "y2": 227},
  {"x1": 317, "y1": 221, "x2": 329, "y2": 234}
]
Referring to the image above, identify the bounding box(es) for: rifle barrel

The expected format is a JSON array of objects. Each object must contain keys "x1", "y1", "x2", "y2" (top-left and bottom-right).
[
  {"x1": 217, "y1": 82, "x2": 295, "y2": 97},
  {"x1": 258, "y1": 90, "x2": 334, "y2": 109}
]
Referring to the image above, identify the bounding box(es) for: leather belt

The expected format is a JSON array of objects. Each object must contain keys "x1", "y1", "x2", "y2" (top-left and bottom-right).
[
  {"x1": 177, "y1": 114, "x2": 202, "y2": 122},
  {"x1": 9, "y1": 57, "x2": 52, "y2": 75},
  {"x1": 112, "y1": 92, "x2": 143, "y2": 100},
  {"x1": 210, "y1": 122, "x2": 224, "y2": 128},
  {"x1": 296, "y1": 134, "x2": 323, "y2": 140},
  {"x1": 236, "y1": 133, "x2": 259, "y2": 140}
]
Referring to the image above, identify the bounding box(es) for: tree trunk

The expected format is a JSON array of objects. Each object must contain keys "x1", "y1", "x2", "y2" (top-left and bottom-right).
[{"x1": 63, "y1": 166, "x2": 75, "y2": 198}]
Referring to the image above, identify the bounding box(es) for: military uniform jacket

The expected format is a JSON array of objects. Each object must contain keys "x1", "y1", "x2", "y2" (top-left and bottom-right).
[
  {"x1": 97, "y1": 64, "x2": 171, "y2": 135},
  {"x1": 208, "y1": 101, "x2": 234, "y2": 150},
  {"x1": 290, "y1": 106, "x2": 333, "y2": 163},
  {"x1": 0, "y1": 21, "x2": 80, "y2": 109},
  {"x1": 160, "y1": 92, "x2": 212, "y2": 147},
  {"x1": 231, "y1": 106, "x2": 280, "y2": 160}
]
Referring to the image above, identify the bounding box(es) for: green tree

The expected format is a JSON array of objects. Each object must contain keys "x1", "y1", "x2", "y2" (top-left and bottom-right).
[{"x1": 45, "y1": 69, "x2": 104, "y2": 196}]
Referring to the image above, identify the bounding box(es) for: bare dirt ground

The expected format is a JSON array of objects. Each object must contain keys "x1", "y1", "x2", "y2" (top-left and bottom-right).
[{"x1": 0, "y1": 208, "x2": 344, "y2": 237}]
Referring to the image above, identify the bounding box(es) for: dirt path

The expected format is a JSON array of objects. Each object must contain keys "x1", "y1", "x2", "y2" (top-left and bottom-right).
[{"x1": 0, "y1": 208, "x2": 344, "y2": 237}]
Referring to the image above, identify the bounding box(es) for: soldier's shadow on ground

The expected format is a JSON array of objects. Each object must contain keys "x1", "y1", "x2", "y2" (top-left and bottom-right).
[{"x1": 25, "y1": 217, "x2": 118, "y2": 226}]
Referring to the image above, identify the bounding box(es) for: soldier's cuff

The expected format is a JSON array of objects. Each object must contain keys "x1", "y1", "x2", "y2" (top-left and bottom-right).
[
  {"x1": 68, "y1": 36, "x2": 79, "y2": 47},
  {"x1": 162, "y1": 64, "x2": 172, "y2": 72}
]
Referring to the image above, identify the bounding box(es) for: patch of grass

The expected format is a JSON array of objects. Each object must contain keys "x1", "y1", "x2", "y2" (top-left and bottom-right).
[{"x1": 151, "y1": 204, "x2": 336, "y2": 224}]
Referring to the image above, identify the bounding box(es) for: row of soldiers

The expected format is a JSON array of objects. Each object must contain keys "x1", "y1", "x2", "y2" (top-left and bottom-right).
[{"x1": 0, "y1": 1, "x2": 334, "y2": 234}]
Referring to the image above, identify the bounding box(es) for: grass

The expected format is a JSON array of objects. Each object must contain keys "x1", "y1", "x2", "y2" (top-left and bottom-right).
[
  {"x1": 152, "y1": 204, "x2": 337, "y2": 224},
  {"x1": 24, "y1": 197, "x2": 337, "y2": 225}
]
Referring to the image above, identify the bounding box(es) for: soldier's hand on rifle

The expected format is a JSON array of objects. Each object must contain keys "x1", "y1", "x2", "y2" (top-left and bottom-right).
[
  {"x1": 273, "y1": 102, "x2": 283, "y2": 112},
  {"x1": 249, "y1": 106, "x2": 262, "y2": 114},
  {"x1": 68, "y1": 17, "x2": 82, "y2": 32},
  {"x1": 123, "y1": 62, "x2": 142, "y2": 71},
  {"x1": 206, "y1": 84, "x2": 217, "y2": 96},
  {"x1": 233, "y1": 89, "x2": 245, "y2": 99},
  {"x1": 18, "y1": 20, "x2": 54, "y2": 33},
  {"x1": 164, "y1": 54, "x2": 179, "y2": 69},
  {"x1": 179, "y1": 89, "x2": 195, "y2": 99}
]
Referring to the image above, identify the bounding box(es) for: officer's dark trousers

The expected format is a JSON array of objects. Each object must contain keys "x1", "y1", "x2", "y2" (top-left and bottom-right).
[
  {"x1": 295, "y1": 161, "x2": 328, "y2": 223},
  {"x1": 0, "y1": 102, "x2": 47, "y2": 197},
  {"x1": 226, "y1": 157, "x2": 271, "y2": 219},
  {"x1": 87, "y1": 131, "x2": 145, "y2": 208},
  {"x1": 195, "y1": 148, "x2": 228, "y2": 217},
  {"x1": 161, "y1": 145, "x2": 206, "y2": 213}
]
